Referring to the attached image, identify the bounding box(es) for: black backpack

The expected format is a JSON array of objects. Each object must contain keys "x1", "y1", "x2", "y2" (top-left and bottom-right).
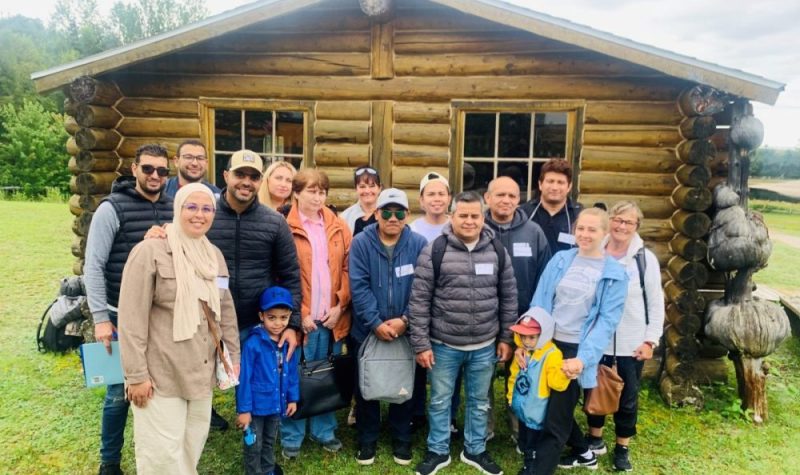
[
  {"x1": 36, "y1": 299, "x2": 84, "y2": 353},
  {"x1": 430, "y1": 234, "x2": 506, "y2": 301},
  {"x1": 36, "y1": 276, "x2": 88, "y2": 353}
]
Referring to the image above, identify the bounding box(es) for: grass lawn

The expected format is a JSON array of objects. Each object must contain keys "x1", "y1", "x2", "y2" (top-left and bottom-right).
[{"x1": 1, "y1": 200, "x2": 799, "y2": 474}]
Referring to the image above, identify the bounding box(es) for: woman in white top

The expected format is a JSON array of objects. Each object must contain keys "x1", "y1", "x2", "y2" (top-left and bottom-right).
[
  {"x1": 585, "y1": 200, "x2": 665, "y2": 472},
  {"x1": 409, "y1": 172, "x2": 451, "y2": 243},
  {"x1": 339, "y1": 166, "x2": 381, "y2": 235}
]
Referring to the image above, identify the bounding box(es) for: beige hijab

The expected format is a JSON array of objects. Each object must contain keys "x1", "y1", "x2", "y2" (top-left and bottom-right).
[{"x1": 167, "y1": 183, "x2": 220, "y2": 342}]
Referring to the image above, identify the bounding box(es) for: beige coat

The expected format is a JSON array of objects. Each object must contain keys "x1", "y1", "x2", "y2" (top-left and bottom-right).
[{"x1": 118, "y1": 238, "x2": 240, "y2": 400}]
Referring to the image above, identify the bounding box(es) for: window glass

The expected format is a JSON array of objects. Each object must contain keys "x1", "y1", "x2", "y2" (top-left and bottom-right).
[
  {"x1": 464, "y1": 113, "x2": 496, "y2": 158},
  {"x1": 498, "y1": 113, "x2": 531, "y2": 158},
  {"x1": 214, "y1": 110, "x2": 241, "y2": 152},
  {"x1": 244, "y1": 110, "x2": 273, "y2": 153},
  {"x1": 533, "y1": 112, "x2": 567, "y2": 158}
]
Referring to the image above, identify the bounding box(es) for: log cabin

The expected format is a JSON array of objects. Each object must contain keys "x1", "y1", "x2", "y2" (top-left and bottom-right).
[{"x1": 33, "y1": 0, "x2": 784, "y2": 402}]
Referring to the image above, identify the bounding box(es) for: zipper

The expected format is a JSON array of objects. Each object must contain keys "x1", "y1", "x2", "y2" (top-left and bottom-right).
[{"x1": 234, "y1": 213, "x2": 241, "y2": 304}]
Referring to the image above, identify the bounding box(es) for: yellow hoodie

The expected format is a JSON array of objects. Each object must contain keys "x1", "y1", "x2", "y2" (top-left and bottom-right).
[{"x1": 507, "y1": 335, "x2": 570, "y2": 405}]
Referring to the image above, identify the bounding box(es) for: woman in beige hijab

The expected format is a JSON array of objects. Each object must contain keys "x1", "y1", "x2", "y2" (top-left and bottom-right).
[{"x1": 119, "y1": 183, "x2": 240, "y2": 475}]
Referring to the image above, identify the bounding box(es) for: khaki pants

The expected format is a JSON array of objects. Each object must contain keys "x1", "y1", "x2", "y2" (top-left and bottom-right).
[{"x1": 131, "y1": 391, "x2": 212, "y2": 475}]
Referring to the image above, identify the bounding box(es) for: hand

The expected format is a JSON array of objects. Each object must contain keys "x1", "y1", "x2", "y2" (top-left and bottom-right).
[
  {"x1": 280, "y1": 328, "x2": 299, "y2": 360},
  {"x1": 237, "y1": 412, "x2": 252, "y2": 430},
  {"x1": 562, "y1": 358, "x2": 584, "y2": 380},
  {"x1": 301, "y1": 317, "x2": 317, "y2": 334},
  {"x1": 384, "y1": 318, "x2": 407, "y2": 336},
  {"x1": 126, "y1": 380, "x2": 154, "y2": 408},
  {"x1": 286, "y1": 402, "x2": 297, "y2": 417},
  {"x1": 144, "y1": 224, "x2": 168, "y2": 240},
  {"x1": 633, "y1": 342, "x2": 654, "y2": 361},
  {"x1": 94, "y1": 321, "x2": 116, "y2": 355},
  {"x1": 514, "y1": 347, "x2": 527, "y2": 369},
  {"x1": 416, "y1": 350, "x2": 435, "y2": 369},
  {"x1": 496, "y1": 342, "x2": 513, "y2": 362},
  {"x1": 319, "y1": 305, "x2": 342, "y2": 330},
  {"x1": 374, "y1": 322, "x2": 397, "y2": 342}
]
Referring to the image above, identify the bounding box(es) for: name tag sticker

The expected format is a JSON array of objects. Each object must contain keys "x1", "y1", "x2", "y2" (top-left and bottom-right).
[
  {"x1": 558, "y1": 232, "x2": 576, "y2": 246},
  {"x1": 475, "y1": 263, "x2": 494, "y2": 275},
  {"x1": 395, "y1": 264, "x2": 414, "y2": 278},
  {"x1": 513, "y1": 242, "x2": 532, "y2": 257},
  {"x1": 216, "y1": 276, "x2": 229, "y2": 290}
]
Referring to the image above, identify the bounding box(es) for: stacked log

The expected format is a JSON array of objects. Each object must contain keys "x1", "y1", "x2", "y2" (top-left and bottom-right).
[
  {"x1": 64, "y1": 77, "x2": 123, "y2": 274},
  {"x1": 660, "y1": 86, "x2": 729, "y2": 405}
]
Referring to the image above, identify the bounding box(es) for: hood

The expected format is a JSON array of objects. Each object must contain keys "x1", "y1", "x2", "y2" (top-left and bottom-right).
[
  {"x1": 524, "y1": 307, "x2": 555, "y2": 350},
  {"x1": 247, "y1": 324, "x2": 281, "y2": 348},
  {"x1": 602, "y1": 232, "x2": 645, "y2": 265},
  {"x1": 110, "y1": 175, "x2": 136, "y2": 194},
  {"x1": 484, "y1": 208, "x2": 528, "y2": 232}
]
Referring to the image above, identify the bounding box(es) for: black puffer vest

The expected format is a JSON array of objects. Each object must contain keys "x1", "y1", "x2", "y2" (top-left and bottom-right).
[{"x1": 103, "y1": 176, "x2": 173, "y2": 308}]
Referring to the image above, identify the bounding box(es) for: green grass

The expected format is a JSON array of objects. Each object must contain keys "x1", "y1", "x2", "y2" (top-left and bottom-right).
[{"x1": 1, "y1": 200, "x2": 799, "y2": 474}]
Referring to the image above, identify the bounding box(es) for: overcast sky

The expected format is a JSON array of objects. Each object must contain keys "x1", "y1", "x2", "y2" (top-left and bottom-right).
[{"x1": 2, "y1": 0, "x2": 797, "y2": 147}]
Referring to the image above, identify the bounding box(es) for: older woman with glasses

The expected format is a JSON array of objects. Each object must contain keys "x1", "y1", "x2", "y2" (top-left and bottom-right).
[
  {"x1": 583, "y1": 201, "x2": 664, "y2": 472},
  {"x1": 340, "y1": 166, "x2": 382, "y2": 236}
]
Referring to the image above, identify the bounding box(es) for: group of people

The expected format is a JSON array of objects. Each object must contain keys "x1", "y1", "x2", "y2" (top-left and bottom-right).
[{"x1": 84, "y1": 141, "x2": 664, "y2": 475}]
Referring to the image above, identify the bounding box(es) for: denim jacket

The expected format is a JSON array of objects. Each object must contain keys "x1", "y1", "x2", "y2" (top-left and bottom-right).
[
  {"x1": 236, "y1": 325, "x2": 299, "y2": 417},
  {"x1": 528, "y1": 248, "x2": 628, "y2": 388}
]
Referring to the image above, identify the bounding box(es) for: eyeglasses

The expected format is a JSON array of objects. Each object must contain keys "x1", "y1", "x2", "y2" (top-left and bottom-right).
[
  {"x1": 139, "y1": 164, "x2": 170, "y2": 177},
  {"x1": 355, "y1": 167, "x2": 378, "y2": 176},
  {"x1": 180, "y1": 154, "x2": 207, "y2": 162},
  {"x1": 182, "y1": 203, "x2": 216, "y2": 215},
  {"x1": 380, "y1": 209, "x2": 407, "y2": 220},
  {"x1": 611, "y1": 217, "x2": 638, "y2": 227},
  {"x1": 232, "y1": 169, "x2": 262, "y2": 181}
]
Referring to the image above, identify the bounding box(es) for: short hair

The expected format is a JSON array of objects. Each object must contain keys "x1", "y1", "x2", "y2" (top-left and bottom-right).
[
  {"x1": 575, "y1": 207, "x2": 610, "y2": 232},
  {"x1": 539, "y1": 158, "x2": 573, "y2": 184},
  {"x1": 452, "y1": 190, "x2": 485, "y2": 211},
  {"x1": 176, "y1": 139, "x2": 205, "y2": 157},
  {"x1": 353, "y1": 166, "x2": 381, "y2": 187},
  {"x1": 609, "y1": 200, "x2": 644, "y2": 227},
  {"x1": 135, "y1": 144, "x2": 169, "y2": 163},
  {"x1": 292, "y1": 169, "x2": 330, "y2": 194}
]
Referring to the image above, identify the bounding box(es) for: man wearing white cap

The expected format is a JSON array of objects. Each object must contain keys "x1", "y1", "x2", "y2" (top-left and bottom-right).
[{"x1": 410, "y1": 172, "x2": 451, "y2": 243}]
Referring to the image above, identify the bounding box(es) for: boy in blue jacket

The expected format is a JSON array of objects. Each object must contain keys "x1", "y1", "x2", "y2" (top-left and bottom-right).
[{"x1": 236, "y1": 286, "x2": 299, "y2": 475}]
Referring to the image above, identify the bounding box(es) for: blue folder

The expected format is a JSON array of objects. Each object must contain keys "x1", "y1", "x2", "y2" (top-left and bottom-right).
[{"x1": 80, "y1": 342, "x2": 123, "y2": 388}]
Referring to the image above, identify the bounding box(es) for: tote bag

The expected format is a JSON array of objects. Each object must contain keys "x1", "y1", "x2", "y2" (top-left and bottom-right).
[{"x1": 358, "y1": 333, "x2": 415, "y2": 404}]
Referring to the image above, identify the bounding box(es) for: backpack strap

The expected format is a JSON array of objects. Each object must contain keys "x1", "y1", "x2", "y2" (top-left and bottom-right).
[
  {"x1": 634, "y1": 246, "x2": 649, "y2": 325},
  {"x1": 491, "y1": 237, "x2": 505, "y2": 302}
]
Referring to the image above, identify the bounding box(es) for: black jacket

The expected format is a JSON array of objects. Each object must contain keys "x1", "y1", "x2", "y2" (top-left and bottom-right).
[
  {"x1": 520, "y1": 198, "x2": 583, "y2": 255},
  {"x1": 207, "y1": 191, "x2": 301, "y2": 330}
]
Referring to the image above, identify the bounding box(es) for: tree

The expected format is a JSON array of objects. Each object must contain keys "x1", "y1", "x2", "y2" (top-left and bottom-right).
[
  {"x1": 110, "y1": 0, "x2": 208, "y2": 45},
  {"x1": 49, "y1": 0, "x2": 120, "y2": 57},
  {"x1": 0, "y1": 99, "x2": 70, "y2": 197}
]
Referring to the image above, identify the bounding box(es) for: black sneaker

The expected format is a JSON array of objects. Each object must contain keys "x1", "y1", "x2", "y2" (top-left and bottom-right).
[
  {"x1": 393, "y1": 440, "x2": 413, "y2": 466},
  {"x1": 460, "y1": 450, "x2": 503, "y2": 475},
  {"x1": 415, "y1": 451, "x2": 451, "y2": 475},
  {"x1": 356, "y1": 443, "x2": 377, "y2": 465},
  {"x1": 98, "y1": 463, "x2": 123, "y2": 475},
  {"x1": 210, "y1": 407, "x2": 229, "y2": 431},
  {"x1": 586, "y1": 434, "x2": 608, "y2": 455},
  {"x1": 558, "y1": 451, "x2": 598, "y2": 470},
  {"x1": 613, "y1": 445, "x2": 633, "y2": 472}
]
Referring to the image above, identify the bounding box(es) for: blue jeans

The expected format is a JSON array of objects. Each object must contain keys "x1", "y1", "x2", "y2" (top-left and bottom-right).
[
  {"x1": 100, "y1": 310, "x2": 130, "y2": 464},
  {"x1": 427, "y1": 342, "x2": 496, "y2": 456},
  {"x1": 280, "y1": 327, "x2": 341, "y2": 449}
]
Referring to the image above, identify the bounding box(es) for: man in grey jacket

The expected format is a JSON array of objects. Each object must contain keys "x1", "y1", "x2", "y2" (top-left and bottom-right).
[{"x1": 409, "y1": 191, "x2": 518, "y2": 475}]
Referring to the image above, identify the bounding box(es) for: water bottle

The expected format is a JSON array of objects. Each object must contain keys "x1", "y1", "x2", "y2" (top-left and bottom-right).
[{"x1": 243, "y1": 425, "x2": 256, "y2": 446}]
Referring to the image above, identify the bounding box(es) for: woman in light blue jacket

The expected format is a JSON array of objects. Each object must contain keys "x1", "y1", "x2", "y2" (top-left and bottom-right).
[{"x1": 521, "y1": 207, "x2": 628, "y2": 475}]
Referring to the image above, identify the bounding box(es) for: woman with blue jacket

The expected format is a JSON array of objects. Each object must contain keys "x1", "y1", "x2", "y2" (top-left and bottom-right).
[{"x1": 521, "y1": 207, "x2": 629, "y2": 475}]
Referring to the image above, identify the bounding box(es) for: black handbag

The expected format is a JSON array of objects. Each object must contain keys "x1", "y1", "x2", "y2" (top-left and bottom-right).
[{"x1": 291, "y1": 332, "x2": 355, "y2": 420}]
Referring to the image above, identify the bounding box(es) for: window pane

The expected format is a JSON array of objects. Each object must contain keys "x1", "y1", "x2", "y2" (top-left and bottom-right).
[
  {"x1": 245, "y1": 110, "x2": 273, "y2": 154},
  {"x1": 277, "y1": 112, "x2": 304, "y2": 155},
  {"x1": 215, "y1": 109, "x2": 242, "y2": 152},
  {"x1": 498, "y1": 161, "x2": 531, "y2": 202},
  {"x1": 280, "y1": 156, "x2": 303, "y2": 170},
  {"x1": 533, "y1": 112, "x2": 567, "y2": 158},
  {"x1": 463, "y1": 161, "x2": 493, "y2": 196},
  {"x1": 214, "y1": 152, "x2": 231, "y2": 186},
  {"x1": 464, "y1": 113, "x2": 496, "y2": 158},
  {"x1": 498, "y1": 113, "x2": 531, "y2": 158}
]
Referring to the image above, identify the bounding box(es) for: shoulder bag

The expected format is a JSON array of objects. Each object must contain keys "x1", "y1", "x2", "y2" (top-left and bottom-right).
[{"x1": 292, "y1": 332, "x2": 355, "y2": 420}]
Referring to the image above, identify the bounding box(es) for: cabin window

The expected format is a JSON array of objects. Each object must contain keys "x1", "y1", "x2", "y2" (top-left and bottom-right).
[
  {"x1": 458, "y1": 106, "x2": 580, "y2": 202},
  {"x1": 211, "y1": 109, "x2": 305, "y2": 185}
]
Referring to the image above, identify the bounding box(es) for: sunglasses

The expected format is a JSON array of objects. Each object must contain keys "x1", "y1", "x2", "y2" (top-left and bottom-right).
[
  {"x1": 355, "y1": 167, "x2": 378, "y2": 176},
  {"x1": 233, "y1": 169, "x2": 263, "y2": 181},
  {"x1": 380, "y1": 209, "x2": 407, "y2": 220},
  {"x1": 182, "y1": 203, "x2": 216, "y2": 215},
  {"x1": 139, "y1": 164, "x2": 169, "y2": 177}
]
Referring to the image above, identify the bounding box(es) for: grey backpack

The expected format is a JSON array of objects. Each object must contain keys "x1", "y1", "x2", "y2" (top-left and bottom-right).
[{"x1": 358, "y1": 333, "x2": 415, "y2": 404}]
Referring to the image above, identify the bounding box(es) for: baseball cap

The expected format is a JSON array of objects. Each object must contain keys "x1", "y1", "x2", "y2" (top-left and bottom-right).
[
  {"x1": 259, "y1": 286, "x2": 294, "y2": 311},
  {"x1": 419, "y1": 172, "x2": 450, "y2": 193},
  {"x1": 376, "y1": 188, "x2": 409, "y2": 210},
  {"x1": 510, "y1": 314, "x2": 542, "y2": 336},
  {"x1": 228, "y1": 150, "x2": 264, "y2": 174}
]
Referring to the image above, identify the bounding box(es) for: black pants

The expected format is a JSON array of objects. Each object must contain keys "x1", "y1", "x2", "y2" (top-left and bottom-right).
[
  {"x1": 352, "y1": 339, "x2": 413, "y2": 446},
  {"x1": 586, "y1": 355, "x2": 644, "y2": 438},
  {"x1": 243, "y1": 414, "x2": 280, "y2": 475},
  {"x1": 533, "y1": 341, "x2": 589, "y2": 475},
  {"x1": 518, "y1": 423, "x2": 542, "y2": 453}
]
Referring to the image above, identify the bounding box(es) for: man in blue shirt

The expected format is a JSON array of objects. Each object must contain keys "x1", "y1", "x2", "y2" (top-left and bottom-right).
[{"x1": 163, "y1": 139, "x2": 220, "y2": 198}]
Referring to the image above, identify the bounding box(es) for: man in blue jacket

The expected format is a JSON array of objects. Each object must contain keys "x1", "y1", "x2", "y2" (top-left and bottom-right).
[{"x1": 349, "y1": 188, "x2": 427, "y2": 467}]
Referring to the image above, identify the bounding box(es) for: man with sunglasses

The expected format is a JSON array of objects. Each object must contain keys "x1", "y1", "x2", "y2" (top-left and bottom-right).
[
  {"x1": 349, "y1": 188, "x2": 428, "y2": 467},
  {"x1": 84, "y1": 144, "x2": 174, "y2": 475},
  {"x1": 164, "y1": 139, "x2": 220, "y2": 199}
]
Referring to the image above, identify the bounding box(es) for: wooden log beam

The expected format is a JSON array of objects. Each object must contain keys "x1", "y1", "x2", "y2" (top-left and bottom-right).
[
  {"x1": 71, "y1": 235, "x2": 86, "y2": 258},
  {"x1": 315, "y1": 119, "x2": 370, "y2": 143},
  {"x1": 68, "y1": 195, "x2": 84, "y2": 217},
  {"x1": 675, "y1": 164, "x2": 711, "y2": 188},
  {"x1": 583, "y1": 125, "x2": 682, "y2": 147},
  {"x1": 117, "y1": 138, "x2": 186, "y2": 158},
  {"x1": 64, "y1": 116, "x2": 80, "y2": 135},
  {"x1": 679, "y1": 116, "x2": 717, "y2": 140},
  {"x1": 69, "y1": 77, "x2": 121, "y2": 106},
  {"x1": 392, "y1": 165, "x2": 448, "y2": 189},
  {"x1": 66, "y1": 137, "x2": 80, "y2": 156},
  {"x1": 117, "y1": 118, "x2": 200, "y2": 138},
  {"x1": 580, "y1": 146, "x2": 678, "y2": 174},
  {"x1": 394, "y1": 102, "x2": 450, "y2": 124},
  {"x1": 665, "y1": 325, "x2": 699, "y2": 360},
  {"x1": 72, "y1": 211, "x2": 94, "y2": 237},
  {"x1": 584, "y1": 101, "x2": 682, "y2": 125},
  {"x1": 710, "y1": 128, "x2": 730, "y2": 152},
  {"x1": 693, "y1": 358, "x2": 729, "y2": 384},
  {"x1": 394, "y1": 31, "x2": 580, "y2": 54},
  {"x1": 73, "y1": 258, "x2": 84, "y2": 276},
  {"x1": 74, "y1": 172, "x2": 117, "y2": 195},
  {"x1": 666, "y1": 350, "x2": 695, "y2": 382},
  {"x1": 649, "y1": 241, "x2": 671, "y2": 268},
  {"x1": 580, "y1": 171, "x2": 676, "y2": 196},
  {"x1": 131, "y1": 52, "x2": 370, "y2": 76},
  {"x1": 638, "y1": 219, "x2": 675, "y2": 241},
  {"x1": 64, "y1": 97, "x2": 78, "y2": 116},
  {"x1": 315, "y1": 101, "x2": 371, "y2": 121},
  {"x1": 75, "y1": 105, "x2": 122, "y2": 128},
  {"x1": 667, "y1": 255, "x2": 709, "y2": 289},
  {"x1": 670, "y1": 210, "x2": 711, "y2": 239},
  {"x1": 313, "y1": 143, "x2": 371, "y2": 167},
  {"x1": 677, "y1": 86, "x2": 726, "y2": 117},
  {"x1": 669, "y1": 234, "x2": 708, "y2": 262},
  {"x1": 69, "y1": 156, "x2": 119, "y2": 174},
  {"x1": 676, "y1": 139, "x2": 716, "y2": 165},
  {"x1": 371, "y1": 22, "x2": 394, "y2": 79},
  {"x1": 698, "y1": 341, "x2": 729, "y2": 359},
  {"x1": 371, "y1": 101, "x2": 394, "y2": 185},
  {"x1": 75, "y1": 128, "x2": 122, "y2": 151},
  {"x1": 666, "y1": 304, "x2": 702, "y2": 336},
  {"x1": 393, "y1": 122, "x2": 450, "y2": 146},
  {"x1": 577, "y1": 193, "x2": 675, "y2": 220},
  {"x1": 641, "y1": 356, "x2": 662, "y2": 380},
  {"x1": 665, "y1": 280, "x2": 706, "y2": 315},
  {"x1": 671, "y1": 186, "x2": 712, "y2": 212},
  {"x1": 392, "y1": 143, "x2": 449, "y2": 167},
  {"x1": 115, "y1": 98, "x2": 199, "y2": 118},
  {"x1": 197, "y1": 32, "x2": 371, "y2": 54},
  {"x1": 325, "y1": 167, "x2": 368, "y2": 189}
]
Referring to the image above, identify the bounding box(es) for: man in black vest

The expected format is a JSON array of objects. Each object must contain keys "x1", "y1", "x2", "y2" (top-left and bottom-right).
[{"x1": 85, "y1": 144, "x2": 172, "y2": 475}]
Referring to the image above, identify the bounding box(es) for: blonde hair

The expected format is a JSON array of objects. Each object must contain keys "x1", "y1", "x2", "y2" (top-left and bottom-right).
[
  {"x1": 258, "y1": 160, "x2": 298, "y2": 209},
  {"x1": 575, "y1": 207, "x2": 610, "y2": 232},
  {"x1": 608, "y1": 200, "x2": 643, "y2": 228}
]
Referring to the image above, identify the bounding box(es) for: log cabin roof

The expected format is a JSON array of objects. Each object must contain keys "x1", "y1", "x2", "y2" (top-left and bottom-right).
[{"x1": 31, "y1": 0, "x2": 785, "y2": 104}]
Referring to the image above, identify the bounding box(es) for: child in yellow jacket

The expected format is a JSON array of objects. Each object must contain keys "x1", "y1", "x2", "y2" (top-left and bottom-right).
[{"x1": 507, "y1": 307, "x2": 570, "y2": 475}]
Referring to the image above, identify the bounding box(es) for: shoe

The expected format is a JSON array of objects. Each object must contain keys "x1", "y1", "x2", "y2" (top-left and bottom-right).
[
  {"x1": 450, "y1": 419, "x2": 462, "y2": 440},
  {"x1": 585, "y1": 434, "x2": 607, "y2": 456},
  {"x1": 98, "y1": 463, "x2": 123, "y2": 475},
  {"x1": 558, "y1": 451, "x2": 598, "y2": 470},
  {"x1": 393, "y1": 440, "x2": 413, "y2": 466},
  {"x1": 460, "y1": 450, "x2": 503, "y2": 475},
  {"x1": 348, "y1": 406, "x2": 357, "y2": 426},
  {"x1": 282, "y1": 446, "x2": 300, "y2": 459},
  {"x1": 415, "y1": 451, "x2": 451, "y2": 475},
  {"x1": 210, "y1": 407, "x2": 229, "y2": 431},
  {"x1": 356, "y1": 443, "x2": 376, "y2": 465},
  {"x1": 613, "y1": 445, "x2": 633, "y2": 472},
  {"x1": 315, "y1": 437, "x2": 342, "y2": 453}
]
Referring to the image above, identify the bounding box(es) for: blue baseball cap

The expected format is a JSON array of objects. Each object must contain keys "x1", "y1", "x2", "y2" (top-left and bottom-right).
[{"x1": 259, "y1": 286, "x2": 294, "y2": 312}]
